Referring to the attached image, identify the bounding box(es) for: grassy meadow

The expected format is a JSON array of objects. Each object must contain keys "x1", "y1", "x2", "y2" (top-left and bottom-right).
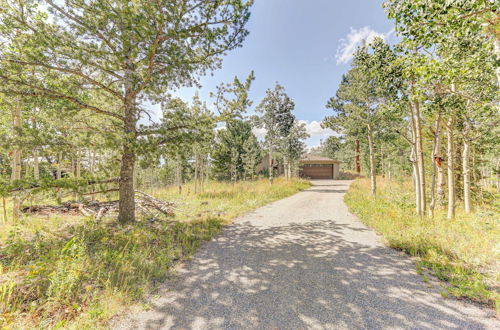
[
  {"x1": 0, "y1": 178, "x2": 311, "y2": 329},
  {"x1": 344, "y1": 178, "x2": 500, "y2": 312}
]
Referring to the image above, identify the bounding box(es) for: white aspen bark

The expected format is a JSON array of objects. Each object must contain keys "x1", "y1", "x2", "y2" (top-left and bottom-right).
[
  {"x1": 429, "y1": 113, "x2": 442, "y2": 217},
  {"x1": 204, "y1": 159, "x2": 209, "y2": 191},
  {"x1": 75, "y1": 149, "x2": 81, "y2": 178},
  {"x1": 437, "y1": 157, "x2": 445, "y2": 206},
  {"x1": 411, "y1": 143, "x2": 421, "y2": 216},
  {"x1": 194, "y1": 151, "x2": 198, "y2": 194},
  {"x1": 462, "y1": 121, "x2": 471, "y2": 214},
  {"x1": 367, "y1": 124, "x2": 376, "y2": 196},
  {"x1": 413, "y1": 100, "x2": 426, "y2": 215},
  {"x1": 380, "y1": 147, "x2": 385, "y2": 178},
  {"x1": 200, "y1": 157, "x2": 205, "y2": 192},
  {"x1": 11, "y1": 100, "x2": 22, "y2": 221},
  {"x1": 446, "y1": 115, "x2": 456, "y2": 219},
  {"x1": 11, "y1": 104, "x2": 22, "y2": 182},
  {"x1": 409, "y1": 101, "x2": 424, "y2": 216},
  {"x1": 268, "y1": 143, "x2": 274, "y2": 185}
]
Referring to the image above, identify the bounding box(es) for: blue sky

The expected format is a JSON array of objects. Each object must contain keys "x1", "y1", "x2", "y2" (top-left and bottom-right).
[{"x1": 150, "y1": 0, "x2": 395, "y2": 147}]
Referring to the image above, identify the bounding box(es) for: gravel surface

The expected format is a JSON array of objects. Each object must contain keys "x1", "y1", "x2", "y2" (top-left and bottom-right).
[{"x1": 113, "y1": 180, "x2": 498, "y2": 329}]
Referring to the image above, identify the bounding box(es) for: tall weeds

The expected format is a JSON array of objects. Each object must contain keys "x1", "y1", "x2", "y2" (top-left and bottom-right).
[
  {"x1": 0, "y1": 178, "x2": 310, "y2": 328},
  {"x1": 345, "y1": 178, "x2": 499, "y2": 311}
]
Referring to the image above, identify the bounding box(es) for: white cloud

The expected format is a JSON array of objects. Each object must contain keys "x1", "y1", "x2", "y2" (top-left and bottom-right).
[
  {"x1": 335, "y1": 26, "x2": 390, "y2": 65},
  {"x1": 252, "y1": 127, "x2": 267, "y2": 138},
  {"x1": 253, "y1": 120, "x2": 335, "y2": 140},
  {"x1": 298, "y1": 120, "x2": 334, "y2": 137}
]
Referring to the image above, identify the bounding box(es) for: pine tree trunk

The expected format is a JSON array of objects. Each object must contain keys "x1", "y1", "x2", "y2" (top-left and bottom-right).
[
  {"x1": 367, "y1": 124, "x2": 376, "y2": 196},
  {"x1": 355, "y1": 139, "x2": 361, "y2": 174},
  {"x1": 429, "y1": 113, "x2": 442, "y2": 217},
  {"x1": 463, "y1": 122, "x2": 471, "y2": 214},
  {"x1": 446, "y1": 115, "x2": 455, "y2": 219},
  {"x1": 118, "y1": 95, "x2": 137, "y2": 224}
]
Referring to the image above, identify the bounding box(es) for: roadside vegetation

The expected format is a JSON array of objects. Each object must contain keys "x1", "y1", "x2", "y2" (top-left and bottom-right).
[
  {"x1": 321, "y1": 0, "x2": 499, "y2": 313},
  {"x1": 345, "y1": 178, "x2": 499, "y2": 311},
  {"x1": 0, "y1": 1, "x2": 315, "y2": 327},
  {"x1": 0, "y1": 178, "x2": 310, "y2": 328}
]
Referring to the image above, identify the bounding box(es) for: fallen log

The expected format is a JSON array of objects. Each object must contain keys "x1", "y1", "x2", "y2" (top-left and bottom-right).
[
  {"x1": 21, "y1": 191, "x2": 175, "y2": 219},
  {"x1": 135, "y1": 190, "x2": 175, "y2": 216}
]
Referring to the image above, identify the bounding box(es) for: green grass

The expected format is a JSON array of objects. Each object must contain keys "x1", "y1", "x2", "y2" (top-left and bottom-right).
[
  {"x1": 344, "y1": 178, "x2": 500, "y2": 312},
  {"x1": 0, "y1": 177, "x2": 311, "y2": 329}
]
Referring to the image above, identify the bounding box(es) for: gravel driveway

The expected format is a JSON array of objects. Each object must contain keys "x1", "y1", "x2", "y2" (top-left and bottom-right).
[{"x1": 114, "y1": 180, "x2": 498, "y2": 329}]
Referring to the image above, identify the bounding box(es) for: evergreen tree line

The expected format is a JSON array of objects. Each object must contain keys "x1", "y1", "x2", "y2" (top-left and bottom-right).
[{"x1": 0, "y1": 0, "x2": 309, "y2": 223}]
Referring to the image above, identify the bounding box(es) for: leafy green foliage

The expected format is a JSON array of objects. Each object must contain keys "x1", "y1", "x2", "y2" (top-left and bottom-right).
[
  {"x1": 211, "y1": 120, "x2": 261, "y2": 181},
  {"x1": 0, "y1": 0, "x2": 254, "y2": 222},
  {"x1": 255, "y1": 83, "x2": 296, "y2": 147}
]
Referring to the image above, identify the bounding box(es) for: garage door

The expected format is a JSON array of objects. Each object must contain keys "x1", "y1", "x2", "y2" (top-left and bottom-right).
[{"x1": 301, "y1": 164, "x2": 333, "y2": 179}]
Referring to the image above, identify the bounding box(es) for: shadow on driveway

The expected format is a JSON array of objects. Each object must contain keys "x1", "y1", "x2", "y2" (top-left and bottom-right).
[{"x1": 115, "y1": 180, "x2": 495, "y2": 329}]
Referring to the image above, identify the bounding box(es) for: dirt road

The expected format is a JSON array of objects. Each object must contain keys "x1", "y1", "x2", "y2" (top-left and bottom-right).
[{"x1": 114, "y1": 180, "x2": 498, "y2": 329}]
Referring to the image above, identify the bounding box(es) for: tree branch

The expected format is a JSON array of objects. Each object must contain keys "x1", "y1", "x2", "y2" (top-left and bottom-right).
[
  {"x1": 1, "y1": 58, "x2": 124, "y2": 100},
  {"x1": 0, "y1": 74, "x2": 124, "y2": 120},
  {"x1": 45, "y1": 0, "x2": 119, "y2": 54}
]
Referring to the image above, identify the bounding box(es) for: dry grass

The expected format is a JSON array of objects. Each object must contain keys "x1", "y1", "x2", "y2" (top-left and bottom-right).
[
  {"x1": 345, "y1": 177, "x2": 500, "y2": 311},
  {"x1": 0, "y1": 177, "x2": 311, "y2": 329}
]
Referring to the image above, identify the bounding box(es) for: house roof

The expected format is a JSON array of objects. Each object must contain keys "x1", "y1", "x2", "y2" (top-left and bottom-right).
[{"x1": 300, "y1": 154, "x2": 340, "y2": 163}]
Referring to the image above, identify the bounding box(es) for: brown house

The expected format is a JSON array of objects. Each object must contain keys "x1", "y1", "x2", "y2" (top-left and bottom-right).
[{"x1": 299, "y1": 154, "x2": 340, "y2": 180}]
